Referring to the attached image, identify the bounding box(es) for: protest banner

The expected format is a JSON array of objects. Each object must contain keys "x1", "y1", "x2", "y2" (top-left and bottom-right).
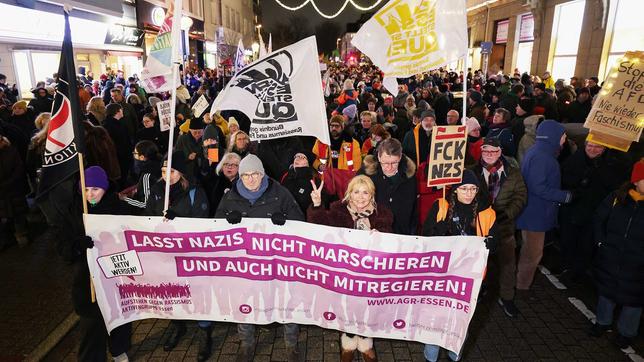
[
  {"x1": 584, "y1": 51, "x2": 644, "y2": 150},
  {"x1": 191, "y1": 94, "x2": 209, "y2": 118},
  {"x1": 156, "y1": 100, "x2": 172, "y2": 132},
  {"x1": 85, "y1": 214, "x2": 488, "y2": 354},
  {"x1": 427, "y1": 125, "x2": 468, "y2": 187}
]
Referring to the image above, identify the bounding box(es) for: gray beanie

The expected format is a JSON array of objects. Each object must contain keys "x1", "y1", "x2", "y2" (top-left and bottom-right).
[{"x1": 238, "y1": 154, "x2": 265, "y2": 175}]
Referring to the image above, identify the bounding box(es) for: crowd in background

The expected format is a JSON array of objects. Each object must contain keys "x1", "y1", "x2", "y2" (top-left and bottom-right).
[{"x1": 0, "y1": 60, "x2": 642, "y2": 362}]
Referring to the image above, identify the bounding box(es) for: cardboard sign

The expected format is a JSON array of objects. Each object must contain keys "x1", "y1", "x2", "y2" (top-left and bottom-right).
[
  {"x1": 156, "y1": 100, "x2": 172, "y2": 132},
  {"x1": 584, "y1": 51, "x2": 644, "y2": 148},
  {"x1": 191, "y1": 94, "x2": 209, "y2": 118},
  {"x1": 586, "y1": 130, "x2": 632, "y2": 152},
  {"x1": 427, "y1": 125, "x2": 468, "y2": 187}
]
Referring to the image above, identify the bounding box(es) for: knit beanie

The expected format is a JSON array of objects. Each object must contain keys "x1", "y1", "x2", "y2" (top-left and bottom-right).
[
  {"x1": 164, "y1": 151, "x2": 187, "y2": 175},
  {"x1": 632, "y1": 160, "x2": 644, "y2": 184},
  {"x1": 454, "y1": 169, "x2": 480, "y2": 188},
  {"x1": 189, "y1": 117, "x2": 204, "y2": 130},
  {"x1": 203, "y1": 124, "x2": 219, "y2": 141},
  {"x1": 518, "y1": 98, "x2": 535, "y2": 114},
  {"x1": 239, "y1": 154, "x2": 265, "y2": 176},
  {"x1": 84, "y1": 166, "x2": 109, "y2": 191},
  {"x1": 465, "y1": 117, "x2": 481, "y2": 132},
  {"x1": 469, "y1": 91, "x2": 483, "y2": 103},
  {"x1": 342, "y1": 104, "x2": 358, "y2": 120}
]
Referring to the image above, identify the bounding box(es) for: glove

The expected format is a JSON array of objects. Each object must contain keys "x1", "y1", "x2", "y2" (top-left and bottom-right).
[
  {"x1": 74, "y1": 235, "x2": 94, "y2": 250},
  {"x1": 271, "y1": 212, "x2": 287, "y2": 226},
  {"x1": 164, "y1": 209, "x2": 177, "y2": 220},
  {"x1": 226, "y1": 210, "x2": 242, "y2": 224},
  {"x1": 484, "y1": 236, "x2": 496, "y2": 253}
]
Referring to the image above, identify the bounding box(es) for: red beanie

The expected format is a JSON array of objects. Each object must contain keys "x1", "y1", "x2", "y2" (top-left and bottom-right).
[{"x1": 632, "y1": 160, "x2": 644, "y2": 183}]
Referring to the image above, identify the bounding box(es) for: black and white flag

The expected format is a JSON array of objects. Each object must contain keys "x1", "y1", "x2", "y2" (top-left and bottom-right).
[
  {"x1": 36, "y1": 7, "x2": 85, "y2": 198},
  {"x1": 210, "y1": 36, "x2": 330, "y2": 144}
]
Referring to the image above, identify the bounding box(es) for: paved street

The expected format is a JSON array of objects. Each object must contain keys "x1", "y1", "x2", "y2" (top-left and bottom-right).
[{"x1": 33, "y1": 241, "x2": 643, "y2": 361}]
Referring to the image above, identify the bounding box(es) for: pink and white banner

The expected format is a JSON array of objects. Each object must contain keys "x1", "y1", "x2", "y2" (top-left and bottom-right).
[{"x1": 85, "y1": 214, "x2": 488, "y2": 353}]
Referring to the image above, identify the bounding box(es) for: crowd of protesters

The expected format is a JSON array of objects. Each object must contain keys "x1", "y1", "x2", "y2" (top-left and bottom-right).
[{"x1": 0, "y1": 59, "x2": 642, "y2": 362}]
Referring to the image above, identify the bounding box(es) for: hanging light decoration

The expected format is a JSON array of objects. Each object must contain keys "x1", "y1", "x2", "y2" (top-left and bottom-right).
[{"x1": 272, "y1": 0, "x2": 384, "y2": 19}]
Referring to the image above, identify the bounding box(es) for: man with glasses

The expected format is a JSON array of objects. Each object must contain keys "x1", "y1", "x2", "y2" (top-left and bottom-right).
[
  {"x1": 215, "y1": 154, "x2": 304, "y2": 362},
  {"x1": 472, "y1": 138, "x2": 527, "y2": 317},
  {"x1": 361, "y1": 138, "x2": 417, "y2": 235},
  {"x1": 312, "y1": 115, "x2": 362, "y2": 173}
]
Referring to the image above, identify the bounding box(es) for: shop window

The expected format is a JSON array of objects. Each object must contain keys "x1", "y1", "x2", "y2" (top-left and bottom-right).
[
  {"x1": 12, "y1": 50, "x2": 59, "y2": 99},
  {"x1": 12, "y1": 51, "x2": 32, "y2": 99},
  {"x1": 599, "y1": 0, "x2": 644, "y2": 80},
  {"x1": 516, "y1": 42, "x2": 533, "y2": 75},
  {"x1": 550, "y1": 0, "x2": 586, "y2": 80}
]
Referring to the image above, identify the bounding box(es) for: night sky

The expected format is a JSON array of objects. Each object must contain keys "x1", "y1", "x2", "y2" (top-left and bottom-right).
[{"x1": 260, "y1": 0, "x2": 386, "y2": 35}]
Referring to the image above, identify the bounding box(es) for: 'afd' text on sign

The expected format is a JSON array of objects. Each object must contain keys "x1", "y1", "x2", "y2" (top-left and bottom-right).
[{"x1": 428, "y1": 125, "x2": 467, "y2": 187}]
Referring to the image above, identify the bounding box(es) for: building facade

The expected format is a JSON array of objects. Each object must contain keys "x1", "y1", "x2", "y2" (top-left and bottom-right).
[
  {"x1": 466, "y1": 0, "x2": 644, "y2": 81},
  {"x1": 136, "y1": 0, "x2": 206, "y2": 70},
  {"x1": 203, "y1": 0, "x2": 255, "y2": 69},
  {"x1": 0, "y1": 0, "x2": 144, "y2": 99}
]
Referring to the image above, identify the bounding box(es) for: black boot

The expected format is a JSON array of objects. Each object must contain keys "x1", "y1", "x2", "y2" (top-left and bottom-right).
[
  {"x1": 197, "y1": 325, "x2": 212, "y2": 361},
  {"x1": 163, "y1": 320, "x2": 186, "y2": 351}
]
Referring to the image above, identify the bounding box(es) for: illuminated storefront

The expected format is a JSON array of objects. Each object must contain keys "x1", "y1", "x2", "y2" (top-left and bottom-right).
[{"x1": 0, "y1": 2, "x2": 143, "y2": 99}]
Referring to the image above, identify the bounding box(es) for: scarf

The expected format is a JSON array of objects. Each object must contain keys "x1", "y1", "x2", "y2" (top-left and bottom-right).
[
  {"x1": 346, "y1": 202, "x2": 375, "y2": 230},
  {"x1": 482, "y1": 157, "x2": 503, "y2": 203},
  {"x1": 236, "y1": 176, "x2": 269, "y2": 205}
]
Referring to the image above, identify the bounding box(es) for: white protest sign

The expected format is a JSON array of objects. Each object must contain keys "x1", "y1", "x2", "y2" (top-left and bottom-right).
[
  {"x1": 97, "y1": 250, "x2": 143, "y2": 280},
  {"x1": 191, "y1": 94, "x2": 209, "y2": 118},
  {"x1": 156, "y1": 100, "x2": 172, "y2": 132}
]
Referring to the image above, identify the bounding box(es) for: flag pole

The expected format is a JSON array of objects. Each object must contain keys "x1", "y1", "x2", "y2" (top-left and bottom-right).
[
  {"x1": 163, "y1": 0, "x2": 183, "y2": 214},
  {"x1": 63, "y1": 3, "x2": 92, "y2": 301},
  {"x1": 462, "y1": 5, "x2": 468, "y2": 125}
]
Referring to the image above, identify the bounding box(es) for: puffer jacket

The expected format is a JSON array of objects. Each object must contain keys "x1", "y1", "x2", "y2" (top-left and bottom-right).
[
  {"x1": 593, "y1": 190, "x2": 644, "y2": 306},
  {"x1": 516, "y1": 120, "x2": 571, "y2": 232},
  {"x1": 215, "y1": 177, "x2": 304, "y2": 221},
  {"x1": 360, "y1": 154, "x2": 417, "y2": 235},
  {"x1": 472, "y1": 157, "x2": 527, "y2": 239}
]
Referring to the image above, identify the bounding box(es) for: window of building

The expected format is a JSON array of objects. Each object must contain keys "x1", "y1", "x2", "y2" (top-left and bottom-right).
[
  {"x1": 515, "y1": 13, "x2": 534, "y2": 74},
  {"x1": 598, "y1": 0, "x2": 644, "y2": 80},
  {"x1": 549, "y1": 0, "x2": 586, "y2": 80},
  {"x1": 12, "y1": 50, "x2": 60, "y2": 99}
]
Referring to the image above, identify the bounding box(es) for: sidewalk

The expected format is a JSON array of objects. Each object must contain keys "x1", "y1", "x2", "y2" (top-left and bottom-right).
[{"x1": 0, "y1": 218, "x2": 76, "y2": 361}]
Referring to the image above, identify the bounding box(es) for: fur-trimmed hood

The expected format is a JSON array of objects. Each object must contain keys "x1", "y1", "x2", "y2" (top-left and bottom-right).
[{"x1": 362, "y1": 154, "x2": 416, "y2": 179}]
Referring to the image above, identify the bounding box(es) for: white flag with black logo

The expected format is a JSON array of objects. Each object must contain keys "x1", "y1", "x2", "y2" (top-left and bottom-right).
[{"x1": 210, "y1": 36, "x2": 330, "y2": 145}]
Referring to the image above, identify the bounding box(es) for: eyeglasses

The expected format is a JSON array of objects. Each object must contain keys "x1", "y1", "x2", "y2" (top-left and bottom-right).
[
  {"x1": 457, "y1": 186, "x2": 479, "y2": 194},
  {"x1": 240, "y1": 172, "x2": 262, "y2": 180},
  {"x1": 223, "y1": 163, "x2": 239, "y2": 168},
  {"x1": 481, "y1": 149, "x2": 501, "y2": 155}
]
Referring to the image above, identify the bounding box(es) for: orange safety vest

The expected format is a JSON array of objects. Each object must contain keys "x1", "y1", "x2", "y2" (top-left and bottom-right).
[{"x1": 435, "y1": 198, "x2": 496, "y2": 237}]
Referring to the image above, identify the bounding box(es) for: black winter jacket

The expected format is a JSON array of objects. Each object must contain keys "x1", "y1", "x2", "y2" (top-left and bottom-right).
[
  {"x1": 145, "y1": 181, "x2": 209, "y2": 217},
  {"x1": 360, "y1": 154, "x2": 417, "y2": 235},
  {"x1": 215, "y1": 178, "x2": 304, "y2": 221},
  {"x1": 593, "y1": 191, "x2": 644, "y2": 306}
]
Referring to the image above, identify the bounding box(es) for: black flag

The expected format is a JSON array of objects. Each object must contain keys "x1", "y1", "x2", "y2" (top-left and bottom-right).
[{"x1": 36, "y1": 7, "x2": 86, "y2": 198}]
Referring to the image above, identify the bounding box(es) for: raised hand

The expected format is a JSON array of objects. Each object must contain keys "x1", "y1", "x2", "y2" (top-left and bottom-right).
[{"x1": 310, "y1": 179, "x2": 324, "y2": 207}]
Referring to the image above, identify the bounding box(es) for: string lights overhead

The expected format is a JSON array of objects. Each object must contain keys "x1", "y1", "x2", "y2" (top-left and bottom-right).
[{"x1": 272, "y1": 0, "x2": 384, "y2": 19}]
